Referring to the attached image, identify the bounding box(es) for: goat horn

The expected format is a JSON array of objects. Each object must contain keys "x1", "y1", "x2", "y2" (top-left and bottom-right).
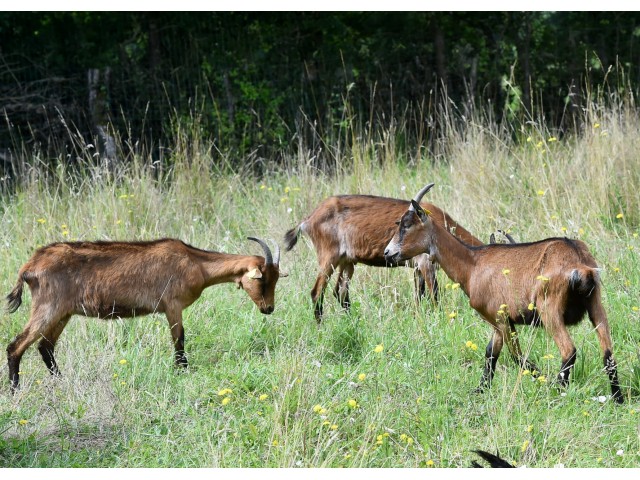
[
  {"x1": 271, "y1": 239, "x2": 280, "y2": 266},
  {"x1": 408, "y1": 183, "x2": 435, "y2": 211},
  {"x1": 247, "y1": 237, "x2": 273, "y2": 265}
]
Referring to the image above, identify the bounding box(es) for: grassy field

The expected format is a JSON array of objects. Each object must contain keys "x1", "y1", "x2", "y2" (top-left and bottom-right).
[{"x1": 1, "y1": 100, "x2": 639, "y2": 468}]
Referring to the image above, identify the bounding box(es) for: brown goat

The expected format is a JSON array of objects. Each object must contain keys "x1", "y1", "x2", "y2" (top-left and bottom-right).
[
  {"x1": 284, "y1": 190, "x2": 483, "y2": 322},
  {"x1": 6, "y1": 237, "x2": 282, "y2": 391},
  {"x1": 384, "y1": 183, "x2": 623, "y2": 403}
]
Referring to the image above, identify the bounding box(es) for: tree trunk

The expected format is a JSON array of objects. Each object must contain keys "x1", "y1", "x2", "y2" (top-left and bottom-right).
[{"x1": 87, "y1": 68, "x2": 117, "y2": 169}]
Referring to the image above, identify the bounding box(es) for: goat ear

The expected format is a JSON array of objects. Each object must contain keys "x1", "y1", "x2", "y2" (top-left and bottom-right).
[
  {"x1": 411, "y1": 200, "x2": 430, "y2": 222},
  {"x1": 246, "y1": 268, "x2": 263, "y2": 279}
]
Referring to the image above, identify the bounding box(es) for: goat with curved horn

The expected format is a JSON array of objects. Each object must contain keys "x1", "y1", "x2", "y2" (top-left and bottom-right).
[
  {"x1": 6, "y1": 237, "x2": 284, "y2": 392},
  {"x1": 384, "y1": 183, "x2": 624, "y2": 403}
]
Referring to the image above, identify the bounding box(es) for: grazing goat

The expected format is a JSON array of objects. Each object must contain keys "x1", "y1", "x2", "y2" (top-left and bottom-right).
[
  {"x1": 6, "y1": 237, "x2": 282, "y2": 392},
  {"x1": 384, "y1": 183, "x2": 623, "y2": 403},
  {"x1": 284, "y1": 189, "x2": 484, "y2": 322}
]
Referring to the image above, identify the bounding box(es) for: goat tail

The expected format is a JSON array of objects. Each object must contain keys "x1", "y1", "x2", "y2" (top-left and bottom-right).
[
  {"x1": 284, "y1": 223, "x2": 303, "y2": 251},
  {"x1": 6, "y1": 273, "x2": 26, "y2": 313},
  {"x1": 569, "y1": 266, "x2": 600, "y2": 297}
]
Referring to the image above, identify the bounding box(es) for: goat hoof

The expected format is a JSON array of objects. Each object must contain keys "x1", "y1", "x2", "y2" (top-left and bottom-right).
[{"x1": 612, "y1": 390, "x2": 624, "y2": 404}]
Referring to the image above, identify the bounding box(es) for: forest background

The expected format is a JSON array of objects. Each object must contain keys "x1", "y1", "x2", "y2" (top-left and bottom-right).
[{"x1": 2, "y1": 11, "x2": 640, "y2": 172}]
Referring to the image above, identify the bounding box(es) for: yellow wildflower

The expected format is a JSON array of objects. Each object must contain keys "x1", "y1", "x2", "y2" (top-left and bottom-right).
[
  {"x1": 221, "y1": 397, "x2": 231, "y2": 406},
  {"x1": 218, "y1": 388, "x2": 233, "y2": 396},
  {"x1": 528, "y1": 303, "x2": 535, "y2": 311},
  {"x1": 537, "y1": 376, "x2": 547, "y2": 383},
  {"x1": 19, "y1": 419, "x2": 28, "y2": 426},
  {"x1": 537, "y1": 190, "x2": 545, "y2": 196},
  {"x1": 527, "y1": 424, "x2": 533, "y2": 432},
  {"x1": 526, "y1": 136, "x2": 532, "y2": 142},
  {"x1": 259, "y1": 394, "x2": 269, "y2": 401},
  {"x1": 449, "y1": 311, "x2": 457, "y2": 319},
  {"x1": 344, "y1": 453, "x2": 352, "y2": 459},
  {"x1": 358, "y1": 373, "x2": 366, "y2": 382},
  {"x1": 548, "y1": 136, "x2": 557, "y2": 142},
  {"x1": 323, "y1": 420, "x2": 331, "y2": 426},
  {"x1": 522, "y1": 369, "x2": 531, "y2": 376},
  {"x1": 502, "y1": 269, "x2": 510, "y2": 275},
  {"x1": 594, "y1": 123, "x2": 601, "y2": 129},
  {"x1": 543, "y1": 354, "x2": 554, "y2": 360},
  {"x1": 37, "y1": 218, "x2": 46, "y2": 224},
  {"x1": 521, "y1": 440, "x2": 530, "y2": 452},
  {"x1": 260, "y1": 185, "x2": 266, "y2": 190},
  {"x1": 330, "y1": 424, "x2": 338, "y2": 430},
  {"x1": 451, "y1": 283, "x2": 460, "y2": 289},
  {"x1": 284, "y1": 186, "x2": 290, "y2": 194},
  {"x1": 347, "y1": 399, "x2": 358, "y2": 409},
  {"x1": 272, "y1": 439, "x2": 279, "y2": 446},
  {"x1": 616, "y1": 213, "x2": 624, "y2": 219},
  {"x1": 374, "y1": 344, "x2": 384, "y2": 354},
  {"x1": 313, "y1": 404, "x2": 323, "y2": 413},
  {"x1": 119, "y1": 359, "x2": 127, "y2": 365},
  {"x1": 426, "y1": 460, "x2": 435, "y2": 467}
]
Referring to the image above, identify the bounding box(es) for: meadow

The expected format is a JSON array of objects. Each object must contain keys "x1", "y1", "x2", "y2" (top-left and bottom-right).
[{"x1": 0, "y1": 96, "x2": 639, "y2": 468}]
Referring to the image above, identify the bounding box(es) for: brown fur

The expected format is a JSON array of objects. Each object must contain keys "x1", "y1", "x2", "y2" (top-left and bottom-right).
[
  {"x1": 385, "y1": 198, "x2": 623, "y2": 403},
  {"x1": 6, "y1": 238, "x2": 282, "y2": 391},
  {"x1": 284, "y1": 194, "x2": 483, "y2": 322}
]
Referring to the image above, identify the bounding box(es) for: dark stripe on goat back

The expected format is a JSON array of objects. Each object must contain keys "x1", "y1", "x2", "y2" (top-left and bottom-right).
[
  {"x1": 34, "y1": 238, "x2": 229, "y2": 257},
  {"x1": 34, "y1": 238, "x2": 178, "y2": 254},
  {"x1": 467, "y1": 236, "x2": 583, "y2": 252}
]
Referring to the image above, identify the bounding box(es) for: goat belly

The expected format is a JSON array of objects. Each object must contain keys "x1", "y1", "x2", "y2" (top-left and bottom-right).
[{"x1": 76, "y1": 304, "x2": 154, "y2": 319}]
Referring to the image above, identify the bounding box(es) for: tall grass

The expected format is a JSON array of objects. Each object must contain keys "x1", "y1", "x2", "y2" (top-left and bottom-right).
[{"x1": 0, "y1": 85, "x2": 639, "y2": 468}]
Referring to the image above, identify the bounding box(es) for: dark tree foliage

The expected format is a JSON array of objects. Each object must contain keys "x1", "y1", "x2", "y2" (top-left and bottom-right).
[{"x1": 1, "y1": 12, "x2": 639, "y2": 166}]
